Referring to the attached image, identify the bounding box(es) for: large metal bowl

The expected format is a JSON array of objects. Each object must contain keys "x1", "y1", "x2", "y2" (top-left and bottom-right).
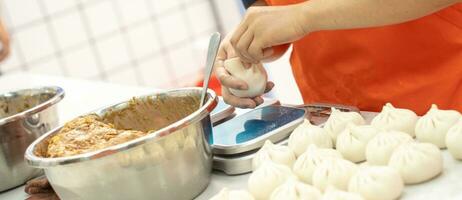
[
  {"x1": 25, "y1": 88, "x2": 217, "y2": 200},
  {"x1": 0, "y1": 86, "x2": 64, "y2": 191}
]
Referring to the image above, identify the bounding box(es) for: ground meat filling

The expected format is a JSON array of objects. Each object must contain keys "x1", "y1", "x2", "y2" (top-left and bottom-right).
[{"x1": 45, "y1": 114, "x2": 146, "y2": 158}]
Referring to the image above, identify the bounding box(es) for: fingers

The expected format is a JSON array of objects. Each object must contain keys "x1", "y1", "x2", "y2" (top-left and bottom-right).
[
  {"x1": 215, "y1": 66, "x2": 248, "y2": 90},
  {"x1": 222, "y1": 87, "x2": 257, "y2": 109},
  {"x1": 265, "y1": 81, "x2": 275, "y2": 93},
  {"x1": 234, "y1": 30, "x2": 258, "y2": 64},
  {"x1": 253, "y1": 96, "x2": 264, "y2": 106}
]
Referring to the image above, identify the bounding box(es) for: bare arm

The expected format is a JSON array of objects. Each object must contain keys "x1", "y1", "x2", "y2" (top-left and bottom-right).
[
  {"x1": 303, "y1": 0, "x2": 462, "y2": 32},
  {"x1": 230, "y1": 0, "x2": 462, "y2": 63}
]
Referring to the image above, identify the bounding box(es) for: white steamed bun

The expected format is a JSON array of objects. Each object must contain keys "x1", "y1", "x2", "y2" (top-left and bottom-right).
[
  {"x1": 415, "y1": 104, "x2": 461, "y2": 148},
  {"x1": 270, "y1": 178, "x2": 322, "y2": 200},
  {"x1": 293, "y1": 145, "x2": 343, "y2": 184},
  {"x1": 252, "y1": 140, "x2": 296, "y2": 170},
  {"x1": 289, "y1": 119, "x2": 333, "y2": 157},
  {"x1": 348, "y1": 166, "x2": 404, "y2": 200},
  {"x1": 312, "y1": 158, "x2": 358, "y2": 191},
  {"x1": 324, "y1": 108, "x2": 365, "y2": 144},
  {"x1": 336, "y1": 124, "x2": 379, "y2": 163},
  {"x1": 388, "y1": 142, "x2": 443, "y2": 184},
  {"x1": 446, "y1": 119, "x2": 462, "y2": 160},
  {"x1": 371, "y1": 103, "x2": 418, "y2": 137},
  {"x1": 322, "y1": 186, "x2": 364, "y2": 200},
  {"x1": 224, "y1": 57, "x2": 268, "y2": 98},
  {"x1": 365, "y1": 131, "x2": 413, "y2": 165},
  {"x1": 248, "y1": 161, "x2": 295, "y2": 200},
  {"x1": 209, "y1": 188, "x2": 255, "y2": 200}
]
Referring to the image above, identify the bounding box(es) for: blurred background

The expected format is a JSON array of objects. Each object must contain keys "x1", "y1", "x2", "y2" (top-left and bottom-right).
[{"x1": 0, "y1": 0, "x2": 302, "y2": 104}]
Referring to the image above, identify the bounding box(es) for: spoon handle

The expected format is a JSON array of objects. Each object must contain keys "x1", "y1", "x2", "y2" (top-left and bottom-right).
[{"x1": 200, "y1": 32, "x2": 221, "y2": 108}]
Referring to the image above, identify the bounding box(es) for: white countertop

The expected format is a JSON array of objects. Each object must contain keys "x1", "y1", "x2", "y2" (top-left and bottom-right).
[{"x1": 1, "y1": 73, "x2": 462, "y2": 200}]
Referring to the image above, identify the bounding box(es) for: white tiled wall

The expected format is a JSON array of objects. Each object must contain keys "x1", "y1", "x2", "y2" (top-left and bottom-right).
[
  {"x1": 0, "y1": 0, "x2": 226, "y2": 88},
  {"x1": 0, "y1": 0, "x2": 303, "y2": 105}
]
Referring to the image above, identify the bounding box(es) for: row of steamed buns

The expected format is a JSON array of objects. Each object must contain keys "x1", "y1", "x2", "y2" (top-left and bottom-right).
[{"x1": 210, "y1": 103, "x2": 462, "y2": 200}]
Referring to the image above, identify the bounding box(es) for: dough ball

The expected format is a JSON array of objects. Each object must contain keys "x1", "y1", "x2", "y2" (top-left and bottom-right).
[
  {"x1": 270, "y1": 178, "x2": 322, "y2": 200},
  {"x1": 324, "y1": 108, "x2": 365, "y2": 144},
  {"x1": 446, "y1": 119, "x2": 462, "y2": 160},
  {"x1": 312, "y1": 158, "x2": 358, "y2": 191},
  {"x1": 322, "y1": 186, "x2": 365, "y2": 200},
  {"x1": 348, "y1": 166, "x2": 404, "y2": 200},
  {"x1": 415, "y1": 104, "x2": 461, "y2": 148},
  {"x1": 371, "y1": 103, "x2": 418, "y2": 137},
  {"x1": 388, "y1": 142, "x2": 443, "y2": 184},
  {"x1": 224, "y1": 57, "x2": 268, "y2": 98},
  {"x1": 248, "y1": 161, "x2": 295, "y2": 200},
  {"x1": 336, "y1": 124, "x2": 379, "y2": 163},
  {"x1": 365, "y1": 131, "x2": 413, "y2": 165},
  {"x1": 289, "y1": 119, "x2": 333, "y2": 157},
  {"x1": 252, "y1": 140, "x2": 296, "y2": 171},
  {"x1": 293, "y1": 145, "x2": 343, "y2": 184},
  {"x1": 210, "y1": 188, "x2": 255, "y2": 200}
]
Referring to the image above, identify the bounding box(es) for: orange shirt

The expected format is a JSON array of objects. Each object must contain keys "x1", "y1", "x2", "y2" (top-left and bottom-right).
[{"x1": 266, "y1": 0, "x2": 462, "y2": 115}]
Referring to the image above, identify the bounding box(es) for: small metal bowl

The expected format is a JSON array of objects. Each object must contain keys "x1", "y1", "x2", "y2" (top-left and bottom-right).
[
  {"x1": 25, "y1": 87, "x2": 217, "y2": 200},
  {"x1": 0, "y1": 86, "x2": 64, "y2": 191}
]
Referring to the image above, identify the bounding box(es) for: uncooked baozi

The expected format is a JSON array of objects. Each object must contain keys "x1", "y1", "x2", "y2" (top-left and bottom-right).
[
  {"x1": 312, "y1": 158, "x2": 358, "y2": 191},
  {"x1": 324, "y1": 108, "x2": 365, "y2": 144},
  {"x1": 336, "y1": 124, "x2": 379, "y2": 163},
  {"x1": 388, "y1": 142, "x2": 443, "y2": 184},
  {"x1": 293, "y1": 145, "x2": 343, "y2": 184},
  {"x1": 252, "y1": 140, "x2": 296, "y2": 170},
  {"x1": 322, "y1": 186, "x2": 364, "y2": 200},
  {"x1": 371, "y1": 103, "x2": 418, "y2": 137},
  {"x1": 270, "y1": 178, "x2": 322, "y2": 200},
  {"x1": 348, "y1": 166, "x2": 404, "y2": 200},
  {"x1": 224, "y1": 57, "x2": 268, "y2": 98},
  {"x1": 415, "y1": 104, "x2": 461, "y2": 148},
  {"x1": 365, "y1": 131, "x2": 413, "y2": 165},
  {"x1": 446, "y1": 119, "x2": 462, "y2": 160},
  {"x1": 289, "y1": 119, "x2": 333, "y2": 157},
  {"x1": 209, "y1": 188, "x2": 255, "y2": 200},
  {"x1": 248, "y1": 161, "x2": 295, "y2": 200}
]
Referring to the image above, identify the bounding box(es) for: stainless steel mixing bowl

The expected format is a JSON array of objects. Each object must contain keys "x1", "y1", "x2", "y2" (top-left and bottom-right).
[
  {"x1": 25, "y1": 88, "x2": 217, "y2": 200},
  {"x1": 0, "y1": 86, "x2": 64, "y2": 191}
]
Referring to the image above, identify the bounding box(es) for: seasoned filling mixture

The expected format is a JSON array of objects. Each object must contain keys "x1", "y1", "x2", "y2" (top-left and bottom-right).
[{"x1": 46, "y1": 114, "x2": 147, "y2": 157}]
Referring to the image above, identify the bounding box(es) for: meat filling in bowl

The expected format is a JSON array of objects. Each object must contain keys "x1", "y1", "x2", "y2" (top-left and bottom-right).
[
  {"x1": 45, "y1": 114, "x2": 147, "y2": 157},
  {"x1": 36, "y1": 95, "x2": 200, "y2": 158}
]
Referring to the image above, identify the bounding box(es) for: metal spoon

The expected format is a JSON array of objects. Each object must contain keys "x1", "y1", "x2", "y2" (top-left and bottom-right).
[{"x1": 199, "y1": 32, "x2": 221, "y2": 108}]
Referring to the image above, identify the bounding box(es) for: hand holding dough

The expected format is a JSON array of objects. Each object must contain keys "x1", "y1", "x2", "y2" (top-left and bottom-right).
[{"x1": 224, "y1": 57, "x2": 268, "y2": 98}]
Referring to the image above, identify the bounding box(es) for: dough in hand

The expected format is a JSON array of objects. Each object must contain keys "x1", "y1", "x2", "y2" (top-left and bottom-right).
[
  {"x1": 322, "y1": 186, "x2": 365, "y2": 200},
  {"x1": 371, "y1": 103, "x2": 418, "y2": 137},
  {"x1": 415, "y1": 104, "x2": 461, "y2": 148},
  {"x1": 446, "y1": 119, "x2": 462, "y2": 160},
  {"x1": 312, "y1": 158, "x2": 358, "y2": 191},
  {"x1": 224, "y1": 57, "x2": 268, "y2": 98},
  {"x1": 388, "y1": 142, "x2": 443, "y2": 184},
  {"x1": 248, "y1": 161, "x2": 295, "y2": 200},
  {"x1": 293, "y1": 145, "x2": 343, "y2": 184},
  {"x1": 336, "y1": 124, "x2": 379, "y2": 163},
  {"x1": 270, "y1": 178, "x2": 322, "y2": 200},
  {"x1": 348, "y1": 166, "x2": 404, "y2": 200},
  {"x1": 289, "y1": 119, "x2": 333, "y2": 157},
  {"x1": 365, "y1": 131, "x2": 413, "y2": 165},
  {"x1": 252, "y1": 140, "x2": 296, "y2": 170},
  {"x1": 210, "y1": 188, "x2": 255, "y2": 200},
  {"x1": 324, "y1": 108, "x2": 365, "y2": 144}
]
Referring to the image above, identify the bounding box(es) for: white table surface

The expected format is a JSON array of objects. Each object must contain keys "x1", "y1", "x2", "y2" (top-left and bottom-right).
[{"x1": 1, "y1": 73, "x2": 461, "y2": 200}]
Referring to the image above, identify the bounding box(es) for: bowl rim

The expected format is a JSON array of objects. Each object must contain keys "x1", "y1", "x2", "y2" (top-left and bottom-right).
[
  {"x1": 0, "y1": 86, "x2": 65, "y2": 126},
  {"x1": 24, "y1": 87, "x2": 217, "y2": 167}
]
